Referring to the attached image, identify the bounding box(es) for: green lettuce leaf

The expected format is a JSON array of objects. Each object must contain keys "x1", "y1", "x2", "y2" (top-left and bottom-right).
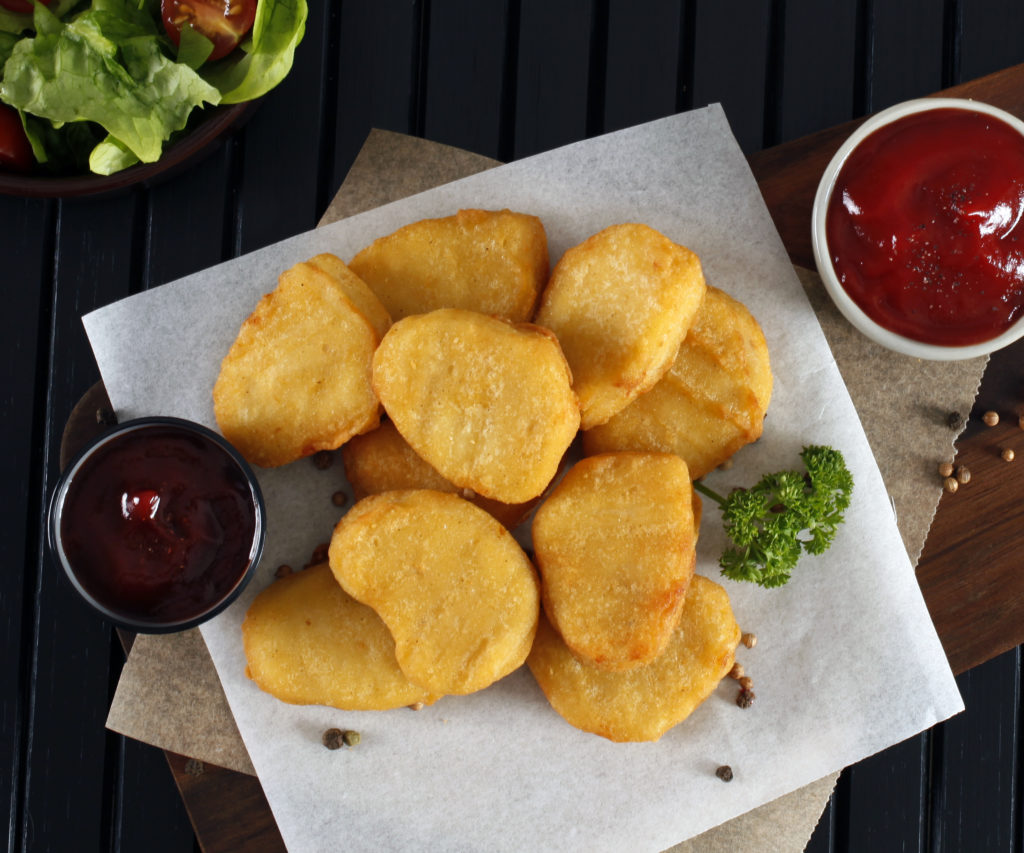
[
  {"x1": 0, "y1": 0, "x2": 219, "y2": 164},
  {"x1": 201, "y1": 0, "x2": 307, "y2": 105}
]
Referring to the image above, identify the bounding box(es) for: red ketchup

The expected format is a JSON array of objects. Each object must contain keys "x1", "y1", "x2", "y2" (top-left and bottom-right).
[
  {"x1": 59, "y1": 425, "x2": 258, "y2": 625},
  {"x1": 825, "y1": 107, "x2": 1024, "y2": 345}
]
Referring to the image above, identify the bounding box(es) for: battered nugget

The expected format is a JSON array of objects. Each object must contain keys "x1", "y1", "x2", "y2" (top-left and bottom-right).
[
  {"x1": 348, "y1": 208, "x2": 549, "y2": 321},
  {"x1": 534, "y1": 223, "x2": 707, "y2": 429},
  {"x1": 329, "y1": 490, "x2": 541, "y2": 695},
  {"x1": 371, "y1": 309, "x2": 579, "y2": 504},
  {"x1": 342, "y1": 419, "x2": 540, "y2": 530},
  {"x1": 532, "y1": 452, "x2": 697, "y2": 671},
  {"x1": 213, "y1": 254, "x2": 389, "y2": 467},
  {"x1": 527, "y1": 575, "x2": 740, "y2": 742},
  {"x1": 242, "y1": 563, "x2": 439, "y2": 710},
  {"x1": 583, "y1": 286, "x2": 772, "y2": 478}
]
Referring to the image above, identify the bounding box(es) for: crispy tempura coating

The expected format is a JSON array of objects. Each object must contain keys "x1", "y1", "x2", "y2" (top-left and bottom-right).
[
  {"x1": 527, "y1": 575, "x2": 740, "y2": 742},
  {"x1": 532, "y1": 452, "x2": 697, "y2": 671},
  {"x1": 371, "y1": 309, "x2": 580, "y2": 504},
  {"x1": 213, "y1": 253, "x2": 390, "y2": 467},
  {"x1": 329, "y1": 490, "x2": 541, "y2": 695},
  {"x1": 348, "y1": 208, "x2": 549, "y2": 321},
  {"x1": 242, "y1": 563, "x2": 440, "y2": 710},
  {"x1": 342, "y1": 419, "x2": 542, "y2": 530},
  {"x1": 583, "y1": 285, "x2": 772, "y2": 478},
  {"x1": 534, "y1": 223, "x2": 707, "y2": 429}
]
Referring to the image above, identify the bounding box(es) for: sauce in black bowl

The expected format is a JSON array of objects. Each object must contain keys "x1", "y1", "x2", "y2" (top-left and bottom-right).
[{"x1": 49, "y1": 417, "x2": 264, "y2": 632}]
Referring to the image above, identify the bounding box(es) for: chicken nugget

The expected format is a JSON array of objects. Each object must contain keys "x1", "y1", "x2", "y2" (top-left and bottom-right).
[
  {"x1": 532, "y1": 452, "x2": 697, "y2": 671},
  {"x1": 329, "y1": 490, "x2": 541, "y2": 695},
  {"x1": 527, "y1": 575, "x2": 740, "y2": 742},
  {"x1": 348, "y1": 208, "x2": 549, "y2": 321},
  {"x1": 342, "y1": 419, "x2": 540, "y2": 530},
  {"x1": 371, "y1": 309, "x2": 579, "y2": 504},
  {"x1": 242, "y1": 563, "x2": 440, "y2": 710},
  {"x1": 534, "y1": 223, "x2": 707, "y2": 429},
  {"x1": 584, "y1": 286, "x2": 772, "y2": 478},
  {"x1": 213, "y1": 254, "x2": 390, "y2": 467}
]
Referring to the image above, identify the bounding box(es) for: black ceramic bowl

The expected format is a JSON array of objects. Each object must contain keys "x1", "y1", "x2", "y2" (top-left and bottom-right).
[
  {"x1": 0, "y1": 101, "x2": 255, "y2": 199},
  {"x1": 48, "y1": 416, "x2": 265, "y2": 633}
]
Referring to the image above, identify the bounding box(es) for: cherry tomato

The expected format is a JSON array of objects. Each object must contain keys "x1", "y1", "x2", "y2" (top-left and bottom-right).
[
  {"x1": 0, "y1": 104, "x2": 34, "y2": 173},
  {"x1": 161, "y1": 0, "x2": 257, "y2": 62},
  {"x1": 0, "y1": 0, "x2": 51, "y2": 14}
]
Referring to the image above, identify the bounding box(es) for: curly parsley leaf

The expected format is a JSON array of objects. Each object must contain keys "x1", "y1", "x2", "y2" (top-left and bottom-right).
[{"x1": 694, "y1": 446, "x2": 853, "y2": 588}]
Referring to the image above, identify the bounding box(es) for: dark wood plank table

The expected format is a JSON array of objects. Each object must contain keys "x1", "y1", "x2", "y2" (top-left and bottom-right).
[{"x1": 4, "y1": 4, "x2": 1024, "y2": 851}]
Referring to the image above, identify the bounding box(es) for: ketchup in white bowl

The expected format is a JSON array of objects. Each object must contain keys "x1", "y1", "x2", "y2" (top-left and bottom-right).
[{"x1": 812, "y1": 98, "x2": 1024, "y2": 359}]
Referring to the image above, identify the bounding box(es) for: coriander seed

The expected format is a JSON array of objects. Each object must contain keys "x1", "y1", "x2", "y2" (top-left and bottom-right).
[
  {"x1": 943, "y1": 477, "x2": 959, "y2": 494},
  {"x1": 341, "y1": 730, "x2": 361, "y2": 747},
  {"x1": 740, "y1": 632, "x2": 757, "y2": 649},
  {"x1": 955, "y1": 465, "x2": 971, "y2": 484},
  {"x1": 1002, "y1": 448, "x2": 1016, "y2": 462},
  {"x1": 275, "y1": 564, "x2": 293, "y2": 579},
  {"x1": 715, "y1": 765, "x2": 734, "y2": 782},
  {"x1": 938, "y1": 461, "x2": 954, "y2": 478},
  {"x1": 306, "y1": 542, "x2": 329, "y2": 567},
  {"x1": 728, "y1": 662, "x2": 745, "y2": 680},
  {"x1": 983, "y1": 410, "x2": 1000, "y2": 427},
  {"x1": 738, "y1": 676, "x2": 754, "y2": 691},
  {"x1": 331, "y1": 491, "x2": 348, "y2": 507},
  {"x1": 1018, "y1": 414, "x2": 1024, "y2": 431}
]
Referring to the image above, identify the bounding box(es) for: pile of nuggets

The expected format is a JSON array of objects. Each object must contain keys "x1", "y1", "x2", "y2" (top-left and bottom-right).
[{"x1": 220, "y1": 209, "x2": 773, "y2": 742}]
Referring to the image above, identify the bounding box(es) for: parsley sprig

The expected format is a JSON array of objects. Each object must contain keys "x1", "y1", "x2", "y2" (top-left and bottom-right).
[{"x1": 693, "y1": 446, "x2": 854, "y2": 588}]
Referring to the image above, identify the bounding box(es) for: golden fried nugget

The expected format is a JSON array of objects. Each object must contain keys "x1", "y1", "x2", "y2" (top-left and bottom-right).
[
  {"x1": 532, "y1": 452, "x2": 697, "y2": 671},
  {"x1": 372, "y1": 309, "x2": 579, "y2": 504},
  {"x1": 534, "y1": 223, "x2": 707, "y2": 430},
  {"x1": 583, "y1": 286, "x2": 772, "y2": 478},
  {"x1": 341, "y1": 419, "x2": 540, "y2": 530},
  {"x1": 527, "y1": 575, "x2": 740, "y2": 742},
  {"x1": 349, "y1": 208, "x2": 549, "y2": 321},
  {"x1": 242, "y1": 563, "x2": 439, "y2": 710},
  {"x1": 213, "y1": 254, "x2": 390, "y2": 467},
  {"x1": 329, "y1": 490, "x2": 541, "y2": 695}
]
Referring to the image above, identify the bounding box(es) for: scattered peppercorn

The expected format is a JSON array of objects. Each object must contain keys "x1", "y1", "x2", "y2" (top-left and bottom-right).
[
  {"x1": 983, "y1": 410, "x2": 1000, "y2": 427},
  {"x1": 312, "y1": 450, "x2": 334, "y2": 470},
  {"x1": 183, "y1": 758, "x2": 205, "y2": 776},
  {"x1": 715, "y1": 765, "x2": 734, "y2": 782},
  {"x1": 95, "y1": 407, "x2": 117, "y2": 427},
  {"x1": 938, "y1": 461, "x2": 954, "y2": 478},
  {"x1": 738, "y1": 676, "x2": 754, "y2": 691},
  {"x1": 728, "y1": 662, "x2": 745, "y2": 680},
  {"x1": 955, "y1": 465, "x2": 971, "y2": 485},
  {"x1": 322, "y1": 728, "x2": 345, "y2": 750},
  {"x1": 331, "y1": 491, "x2": 348, "y2": 507},
  {"x1": 275, "y1": 564, "x2": 293, "y2": 579},
  {"x1": 943, "y1": 477, "x2": 959, "y2": 494},
  {"x1": 736, "y1": 687, "x2": 755, "y2": 709},
  {"x1": 740, "y1": 632, "x2": 757, "y2": 649},
  {"x1": 1002, "y1": 448, "x2": 1016, "y2": 462},
  {"x1": 947, "y1": 411, "x2": 965, "y2": 430},
  {"x1": 306, "y1": 542, "x2": 330, "y2": 567}
]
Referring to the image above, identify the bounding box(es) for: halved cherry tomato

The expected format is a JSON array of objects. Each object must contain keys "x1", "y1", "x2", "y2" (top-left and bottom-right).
[
  {"x1": 161, "y1": 0, "x2": 257, "y2": 62},
  {"x1": 0, "y1": 104, "x2": 34, "y2": 173},
  {"x1": 0, "y1": 0, "x2": 51, "y2": 13}
]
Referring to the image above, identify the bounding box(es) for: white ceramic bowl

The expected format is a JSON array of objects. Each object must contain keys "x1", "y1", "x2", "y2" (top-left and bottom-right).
[{"x1": 811, "y1": 97, "x2": 1024, "y2": 360}]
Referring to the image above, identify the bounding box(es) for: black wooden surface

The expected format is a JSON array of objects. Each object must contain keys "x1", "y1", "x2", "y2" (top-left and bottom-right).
[{"x1": 3, "y1": 2, "x2": 1023, "y2": 851}]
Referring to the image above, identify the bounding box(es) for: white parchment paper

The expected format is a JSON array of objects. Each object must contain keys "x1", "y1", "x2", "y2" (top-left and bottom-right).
[{"x1": 83, "y1": 105, "x2": 963, "y2": 852}]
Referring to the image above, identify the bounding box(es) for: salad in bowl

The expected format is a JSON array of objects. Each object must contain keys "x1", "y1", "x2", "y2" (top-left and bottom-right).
[{"x1": 0, "y1": 0, "x2": 306, "y2": 178}]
